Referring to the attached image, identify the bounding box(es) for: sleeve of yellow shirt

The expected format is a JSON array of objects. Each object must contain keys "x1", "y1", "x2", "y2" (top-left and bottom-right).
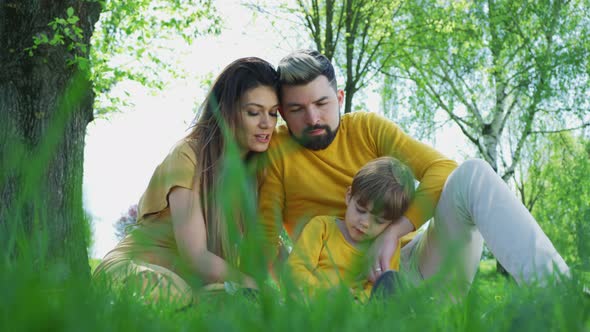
[
  {"x1": 138, "y1": 140, "x2": 196, "y2": 220},
  {"x1": 285, "y1": 217, "x2": 328, "y2": 289},
  {"x1": 366, "y1": 113, "x2": 458, "y2": 230}
]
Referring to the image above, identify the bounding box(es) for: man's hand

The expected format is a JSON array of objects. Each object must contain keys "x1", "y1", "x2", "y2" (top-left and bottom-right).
[{"x1": 367, "y1": 216, "x2": 415, "y2": 283}]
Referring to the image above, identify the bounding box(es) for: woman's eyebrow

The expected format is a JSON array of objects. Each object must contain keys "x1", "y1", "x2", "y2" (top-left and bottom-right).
[
  {"x1": 242, "y1": 102, "x2": 264, "y2": 108},
  {"x1": 242, "y1": 102, "x2": 280, "y2": 109}
]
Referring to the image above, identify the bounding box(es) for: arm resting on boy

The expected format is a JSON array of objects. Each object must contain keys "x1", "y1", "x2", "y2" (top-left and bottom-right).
[
  {"x1": 370, "y1": 112, "x2": 457, "y2": 230},
  {"x1": 367, "y1": 216, "x2": 416, "y2": 283}
]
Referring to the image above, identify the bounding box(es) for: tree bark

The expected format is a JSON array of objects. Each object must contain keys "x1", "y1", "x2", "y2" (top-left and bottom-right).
[{"x1": 0, "y1": 1, "x2": 101, "y2": 280}]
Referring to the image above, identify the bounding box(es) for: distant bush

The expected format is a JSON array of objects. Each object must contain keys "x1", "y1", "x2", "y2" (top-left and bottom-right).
[
  {"x1": 114, "y1": 204, "x2": 138, "y2": 241},
  {"x1": 528, "y1": 135, "x2": 590, "y2": 269}
]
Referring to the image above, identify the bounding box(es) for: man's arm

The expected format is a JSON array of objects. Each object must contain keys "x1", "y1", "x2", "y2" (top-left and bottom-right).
[
  {"x1": 366, "y1": 112, "x2": 457, "y2": 281},
  {"x1": 369, "y1": 112, "x2": 458, "y2": 230},
  {"x1": 367, "y1": 216, "x2": 415, "y2": 283}
]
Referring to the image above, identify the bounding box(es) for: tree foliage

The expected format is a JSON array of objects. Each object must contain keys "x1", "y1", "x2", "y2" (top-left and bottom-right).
[
  {"x1": 522, "y1": 133, "x2": 590, "y2": 268},
  {"x1": 301, "y1": 0, "x2": 405, "y2": 114},
  {"x1": 252, "y1": 0, "x2": 401, "y2": 114},
  {"x1": 91, "y1": 0, "x2": 222, "y2": 115},
  {"x1": 381, "y1": 0, "x2": 590, "y2": 180}
]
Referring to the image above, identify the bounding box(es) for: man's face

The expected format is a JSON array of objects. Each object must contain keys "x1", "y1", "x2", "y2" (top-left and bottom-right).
[{"x1": 280, "y1": 75, "x2": 344, "y2": 150}]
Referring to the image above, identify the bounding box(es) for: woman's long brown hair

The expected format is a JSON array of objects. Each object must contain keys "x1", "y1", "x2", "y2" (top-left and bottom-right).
[{"x1": 185, "y1": 57, "x2": 278, "y2": 265}]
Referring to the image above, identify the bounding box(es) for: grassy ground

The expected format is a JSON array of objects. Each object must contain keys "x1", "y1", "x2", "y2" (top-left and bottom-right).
[
  {"x1": 2, "y1": 258, "x2": 588, "y2": 331},
  {"x1": 89, "y1": 258, "x2": 101, "y2": 273}
]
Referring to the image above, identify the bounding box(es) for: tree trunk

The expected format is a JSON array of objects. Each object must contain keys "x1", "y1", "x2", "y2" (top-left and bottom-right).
[
  {"x1": 344, "y1": 83, "x2": 355, "y2": 114},
  {"x1": 343, "y1": 0, "x2": 354, "y2": 114},
  {"x1": 0, "y1": 1, "x2": 101, "y2": 281}
]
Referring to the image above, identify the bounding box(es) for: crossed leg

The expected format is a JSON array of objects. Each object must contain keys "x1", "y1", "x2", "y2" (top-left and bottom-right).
[{"x1": 401, "y1": 159, "x2": 570, "y2": 295}]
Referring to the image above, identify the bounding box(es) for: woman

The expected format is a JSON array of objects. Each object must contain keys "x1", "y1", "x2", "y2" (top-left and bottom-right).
[{"x1": 93, "y1": 57, "x2": 280, "y2": 305}]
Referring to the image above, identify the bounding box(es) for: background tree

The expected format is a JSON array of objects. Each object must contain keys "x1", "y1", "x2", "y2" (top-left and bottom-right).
[
  {"x1": 91, "y1": 0, "x2": 221, "y2": 115},
  {"x1": 512, "y1": 136, "x2": 547, "y2": 212},
  {"x1": 1, "y1": 1, "x2": 102, "y2": 280},
  {"x1": 382, "y1": 0, "x2": 590, "y2": 180},
  {"x1": 379, "y1": 0, "x2": 590, "y2": 274},
  {"x1": 299, "y1": 0, "x2": 406, "y2": 114},
  {"x1": 0, "y1": 0, "x2": 220, "y2": 280},
  {"x1": 251, "y1": 0, "x2": 400, "y2": 114},
  {"x1": 521, "y1": 133, "x2": 590, "y2": 268}
]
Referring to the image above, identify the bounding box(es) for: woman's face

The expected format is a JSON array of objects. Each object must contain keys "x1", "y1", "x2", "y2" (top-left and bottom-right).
[{"x1": 237, "y1": 85, "x2": 279, "y2": 153}]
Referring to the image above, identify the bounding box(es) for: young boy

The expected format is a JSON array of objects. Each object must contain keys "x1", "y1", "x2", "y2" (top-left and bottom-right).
[{"x1": 285, "y1": 156, "x2": 416, "y2": 301}]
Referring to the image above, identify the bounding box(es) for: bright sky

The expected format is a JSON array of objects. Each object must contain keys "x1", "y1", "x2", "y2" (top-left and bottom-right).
[{"x1": 84, "y1": 0, "x2": 472, "y2": 258}]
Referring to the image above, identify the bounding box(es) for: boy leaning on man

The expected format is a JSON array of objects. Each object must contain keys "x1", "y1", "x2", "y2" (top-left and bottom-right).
[{"x1": 286, "y1": 157, "x2": 414, "y2": 302}]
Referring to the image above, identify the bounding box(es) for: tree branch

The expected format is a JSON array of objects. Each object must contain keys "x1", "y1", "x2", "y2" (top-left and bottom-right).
[
  {"x1": 438, "y1": 57, "x2": 484, "y2": 123},
  {"x1": 531, "y1": 122, "x2": 590, "y2": 134},
  {"x1": 498, "y1": 96, "x2": 519, "y2": 136}
]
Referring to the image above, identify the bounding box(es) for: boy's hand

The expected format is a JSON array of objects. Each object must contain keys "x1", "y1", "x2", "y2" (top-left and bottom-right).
[{"x1": 367, "y1": 216, "x2": 414, "y2": 283}]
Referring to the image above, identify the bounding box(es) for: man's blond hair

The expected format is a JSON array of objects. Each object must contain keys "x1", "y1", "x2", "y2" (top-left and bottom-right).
[{"x1": 277, "y1": 50, "x2": 337, "y2": 91}]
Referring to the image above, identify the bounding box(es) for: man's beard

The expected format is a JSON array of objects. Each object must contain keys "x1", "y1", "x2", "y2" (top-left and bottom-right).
[{"x1": 290, "y1": 123, "x2": 340, "y2": 150}]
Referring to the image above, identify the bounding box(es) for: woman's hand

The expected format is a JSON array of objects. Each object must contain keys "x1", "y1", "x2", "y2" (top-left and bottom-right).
[{"x1": 367, "y1": 216, "x2": 414, "y2": 283}]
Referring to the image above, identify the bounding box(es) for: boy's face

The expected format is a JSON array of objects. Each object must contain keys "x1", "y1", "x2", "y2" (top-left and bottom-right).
[{"x1": 343, "y1": 188, "x2": 392, "y2": 243}]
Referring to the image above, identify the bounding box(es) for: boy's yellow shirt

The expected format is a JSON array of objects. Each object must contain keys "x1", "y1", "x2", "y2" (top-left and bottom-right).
[{"x1": 286, "y1": 215, "x2": 400, "y2": 301}]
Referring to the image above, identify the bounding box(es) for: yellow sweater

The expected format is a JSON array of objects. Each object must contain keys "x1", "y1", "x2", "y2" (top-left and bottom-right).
[
  {"x1": 286, "y1": 216, "x2": 397, "y2": 301},
  {"x1": 259, "y1": 112, "x2": 457, "y2": 256}
]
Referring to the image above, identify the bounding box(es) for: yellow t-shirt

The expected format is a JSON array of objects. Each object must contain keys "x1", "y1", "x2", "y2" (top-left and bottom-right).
[
  {"x1": 94, "y1": 139, "x2": 196, "y2": 279},
  {"x1": 259, "y1": 112, "x2": 458, "y2": 255},
  {"x1": 286, "y1": 215, "x2": 398, "y2": 301}
]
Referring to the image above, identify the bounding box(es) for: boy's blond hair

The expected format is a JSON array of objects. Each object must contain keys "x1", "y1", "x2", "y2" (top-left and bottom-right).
[{"x1": 350, "y1": 157, "x2": 415, "y2": 221}]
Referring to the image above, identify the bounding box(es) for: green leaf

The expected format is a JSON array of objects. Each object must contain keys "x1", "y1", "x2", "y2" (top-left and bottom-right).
[
  {"x1": 50, "y1": 34, "x2": 64, "y2": 46},
  {"x1": 67, "y1": 7, "x2": 74, "y2": 17},
  {"x1": 68, "y1": 16, "x2": 80, "y2": 24}
]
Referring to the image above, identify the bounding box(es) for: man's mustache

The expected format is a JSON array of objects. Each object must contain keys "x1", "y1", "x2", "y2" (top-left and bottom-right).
[{"x1": 303, "y1": 125, "x2": 330, "y2": 134}]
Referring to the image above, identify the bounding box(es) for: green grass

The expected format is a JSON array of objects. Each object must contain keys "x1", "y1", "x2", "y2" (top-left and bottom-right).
[
  {"x1": 2, "y1": 258, "x2": 588, "y2": 332},
  {"x1": 89, "y1": 258, "x2": 101, "y2": 273}
]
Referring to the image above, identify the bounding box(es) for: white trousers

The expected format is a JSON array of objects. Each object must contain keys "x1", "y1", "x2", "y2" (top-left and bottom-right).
[{"x1": 400, "y1": 159, "x2": 570, "y2": 290}]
